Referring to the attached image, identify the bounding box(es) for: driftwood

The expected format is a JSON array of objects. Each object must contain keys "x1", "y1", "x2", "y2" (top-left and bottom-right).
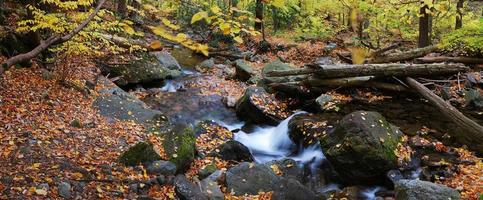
[
  {"x1": 266, "y1": 63, "x2": 469, "y2": 79},
  {"x1": 1, "y1": 0, "x2": 106, "y2": 74},
  {"x1": 415, "y1": 56, "x2": 483, "y2": 64},
  {"x1": 369, "y1": 45, "x2": 438, "y2": 63},
  {"x1": 406, "y1": 77, "x2": 483, "y2": 154}
]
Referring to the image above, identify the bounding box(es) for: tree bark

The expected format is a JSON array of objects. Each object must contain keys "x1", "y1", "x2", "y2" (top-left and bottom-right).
[
  {"x1": 369, "y1": 45, "x2": 438, "y2": 64},
  {"x1": 455, "y1": 0, "x2": 464, "y2": 29},
  {"x1": 406, "y1": 77, "x2": 483, "y2": 154},
  {"x1": 255, "y1": 0, "x2": 263, "y2": 31},
  {"x1": 265, "y1": 63, "x2": 469, "y2": 79},
  {"x1": 415, "y1": 56, "x2": 483, "y2": 64},
  {"x1": 418, "y1": 3, "x2": 431, "y2": 47},
  {"x1": 1, "y1": 0, "x2": 106, "y2": 73},
  {"x1": 117, "y1": 0, "x2": 128, "y2": 18}
]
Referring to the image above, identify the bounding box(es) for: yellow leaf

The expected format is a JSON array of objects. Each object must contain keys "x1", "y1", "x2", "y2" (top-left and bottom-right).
[
  {"x1": 123, "y1": 24, "x2": 136, "y2": 35},
  {"x1": 219, "y1": 23, "x2": 231, "y2": 35},
  {"x1": 191, "y1": 11, "x2": 208, "y2": 24},
  {"x1": 349, "y1": 47, "x2": 368, "y2": 64},
  {"x1": 233, "y1": 36, "x2": 243, "y2": 44},
  {"x1": 211, "y1": 6, "x2": 221, "y2": 14},
  {"x1": 175, "y1": 33, "x2": 188, "y2": 42}
]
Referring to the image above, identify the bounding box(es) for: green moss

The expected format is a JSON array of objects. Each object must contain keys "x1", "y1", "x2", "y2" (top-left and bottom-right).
[
  {"x1": 162, "y1": 126, "x2": 196, "y2": 172},
  {"x1": 198, "y1": 163, "x2": 217, "y2": 179},
  {"x1": 119, "y1": 142, "x2": 161, "y2": 166}
]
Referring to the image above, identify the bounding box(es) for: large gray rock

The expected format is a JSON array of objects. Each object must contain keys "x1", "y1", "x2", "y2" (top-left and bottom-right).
[
  {"x1": 93, "y1": 77, "x2": 165, "y2": 125},
  {"x1": 234, "y1": 59, "x2": 253, "y2": 81},
  {"x1": 225, "y1": 162, "x2": 281, "y2": 195},
  {"x1": 174, "y1": 175, "x2": 208, "y2": 200},
  {"x1": 320, "y1": 111, "x2": 402, "y2": 184},
  {"x1": 100, "y1": 52, "x2": 181, "y2": 86},
  {"x1": 262, "y1": 60, "x2": 305, "y2": 85},
  {"x1": 146, "y1": 160, "x2": 177, "y2": 176},
  {"x1": 225, "y1": 162, "x2": 316, "y2": 199},
  {"x1": 235, "y1": 87, "x2": 284, "y2": 125},
  {"x1": 272, "y1": 178, "x2": 317, "y2": 200},
  {"x1": 152, "y1": 51, "x2": 182, "y2": 71},
  {"x1": 395, "y1": 179, "x2": 460, "y2": 200}
]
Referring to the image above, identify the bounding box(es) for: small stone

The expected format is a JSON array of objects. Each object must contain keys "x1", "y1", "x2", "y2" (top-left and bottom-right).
[
  {"x1": 58, "y1": 181, "x2": 72, "y2": 198},
  {"x1": 70, "y1": 119, "x2": 82, "y2": 128}
]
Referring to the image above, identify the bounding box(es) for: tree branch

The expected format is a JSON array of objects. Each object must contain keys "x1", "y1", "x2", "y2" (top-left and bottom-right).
[{"x1": 1, "y1": 0, "x2": 106, "y2": 74}]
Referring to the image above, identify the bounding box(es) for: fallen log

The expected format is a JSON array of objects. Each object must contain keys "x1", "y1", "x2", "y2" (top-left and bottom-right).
[
  {"x1": 415, "y1": 56, "x2": 483, "y2": 64},
  {"x1": 369, "y1": 45, "x2": 438, "y2": 63},
  {"x1": 1, "y1": 0, "x2": 106, "y2": 74},
  {"x1": 266, "y1": 63, "x2": 469, "y2": 79},
  {"x1": 406, "y1": 77, "x2": 483, "y2": 154},
  {"x1": 100, "y1": 34, "x2": 153, "y2": 50},
  {"x1": 304, "y1": 76, "x2": 375, "y2": 87}
]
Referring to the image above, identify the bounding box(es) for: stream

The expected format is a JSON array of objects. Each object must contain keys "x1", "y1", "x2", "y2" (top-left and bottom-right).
[{"x1": 135, "y1": 48, "x2": 389, "y2": 199}]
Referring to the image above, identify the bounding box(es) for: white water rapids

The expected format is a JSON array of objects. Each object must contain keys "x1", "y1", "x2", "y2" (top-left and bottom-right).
[{"x1": 220, "y1": 112, "x2": 325, "y2": 173}]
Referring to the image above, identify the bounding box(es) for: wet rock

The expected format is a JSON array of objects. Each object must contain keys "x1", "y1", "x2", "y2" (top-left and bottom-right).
[
  {"x1": 272, "y1": 178, "x2": 317, "y2": 200},
  {"x1": 222, "y1": 96, "x2": 237, "y2": 108},
  {"x1": 320, "y1": 111, "x2": 402, "y2": 184},
  {"x1": 216, "y1": 140, "x2": 253, "y2": 162},
  {"x1": 395, "y1": 179, "x2": 460, "y2": 200},
  {"x1": 226, "y1": 162, "x2": 316, "y2": 199},
  {"x1": 265, "y1": 159, "x2": 304, "y2": 183},
  {"x1": 262, "y1": 60, "x2": 304, "y2": 88},
  {"x1": 465, "y1": 89, "x2": 483, "y2": 108},
  {"x1": 234, "y1": 59, "x2": 253, "y2": 81},
  {"x1": 93, "y1": 77, "x2": 166, "y2": 125},
  {"x1": 119, "y1": 142, "x2": 162, "y2": 166},
  {"x1": 200, "y1": 177, "x2": 224, "y2": 200},
  {"x1": 58, "y1": 181, "x2": 72, "y2": 198},
  {"x1": 146, "y1": 160, "x2": 177, "y2": 176},
  {"x1": 174, "y1": 175, "x2": 208, "y2": 200},
  {"x1": 314, "y1": 57, "x2": 335, "y2": 65},
  {"x1": 288, "y1": 113, "x2": 332, "y2": 147},
  {"x1": 152, "y1": 51, "x2": 182, "y2": 71},
  {"x1": 198, "y1": 58, "x2": 215, "y2": 71},
  {"x1": 161, "y1": 125, "x2": 196, "y2": 172},
  {"x1": 235, "y1": 87, "x2": 283, "y2": 125},
  {"x1": 99, "y1": 52, "x2": 181, "y2": 86},
  {"x1": 198, "y1": 164, "x2": 217, "y2": 180},
  {"x1": 225, "y1": 162, "x2": 281, "y2": 195}
]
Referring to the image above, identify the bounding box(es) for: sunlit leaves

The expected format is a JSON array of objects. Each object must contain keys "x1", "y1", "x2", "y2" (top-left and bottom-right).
[
  {"x1": 349, "y1": 47, "x2": 369, "y2": 64},
  {"x1": 191, "y1": 11, "x2": 209, "y2": 24}
]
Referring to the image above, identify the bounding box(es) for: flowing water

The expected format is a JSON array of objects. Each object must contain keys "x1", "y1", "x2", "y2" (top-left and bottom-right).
[{"x1": 231, "y1": 112, "x2": 325, "y2": 174}]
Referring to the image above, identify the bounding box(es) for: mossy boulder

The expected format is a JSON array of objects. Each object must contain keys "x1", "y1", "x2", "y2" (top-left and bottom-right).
[
  {"x1": 320, "y1": 111, "x2": 402, "y2": 184},
  {"x1": 162, "y1": 125, "x2": 196, "y2": 172},
  {"x1": 100, "y1": 52, "x2": 181, "y2": 86},
  {"x1": 119, "y1": 142, "x2": 162, "y2": 166}
]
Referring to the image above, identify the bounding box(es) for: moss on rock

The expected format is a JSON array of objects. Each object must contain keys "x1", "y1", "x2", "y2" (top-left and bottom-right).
[
  {"x1": 119, "y1": 142, "x2": 162, "y2": 166},
  {"x1": 161, "y1": 125, "x2": 196, "y2": 172}
]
